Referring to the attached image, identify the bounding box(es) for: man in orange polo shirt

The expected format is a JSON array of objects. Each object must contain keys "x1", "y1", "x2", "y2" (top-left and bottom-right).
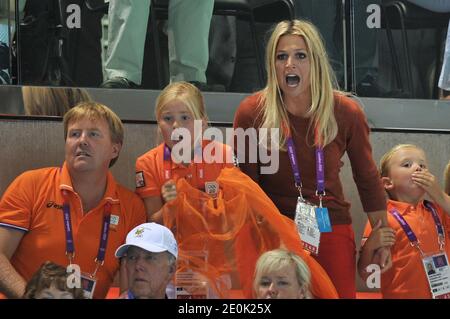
[{"x1": 0, "y1": 102, "x2": 146, "y2": 299}]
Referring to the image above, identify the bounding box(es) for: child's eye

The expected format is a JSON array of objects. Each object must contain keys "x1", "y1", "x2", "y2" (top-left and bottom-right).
[
  {"x1": 162, "y1": 115, "x2": 172, "y2": 122},
  {"x1": 259, "y1": 280, "x2": 271, "y2": 287},
  {"x1": 420, "y1": 164, "x2": 427, "y2": 169},
  {"x1": 402, "y1": 162, "x2": 411, "y2": 168},
  {"x1": 181, "y1": 115, "x2": 191, "y2": 121},
  {"x1": 277, "y1": 280, "x2": 289, "y2": 286},
  {"x1": 89, "y1": 131, "x2": 100, "y2": 137}
]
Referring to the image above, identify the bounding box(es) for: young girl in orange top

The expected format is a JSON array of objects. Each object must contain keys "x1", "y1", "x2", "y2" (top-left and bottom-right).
[
  {"x1": 135, "y1": 81, "x2": 235, "y2": 222},
  {"x1": 359, "y1": 144, "x2": 450, "y2": 298}
]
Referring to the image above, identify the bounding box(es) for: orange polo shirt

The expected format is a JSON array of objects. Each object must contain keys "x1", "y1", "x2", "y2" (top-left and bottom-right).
[
  {"x1": 0, "y1": 163, "x2": 146, "y2": 299},
  {"x1": 362, "y1": 199, "x2": 450, "y2": 299},
  {"x1": 135, "y1": 141, "x2": 235, "y2": 198}
]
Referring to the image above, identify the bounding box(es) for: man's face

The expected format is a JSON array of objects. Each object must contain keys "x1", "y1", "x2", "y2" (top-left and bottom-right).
[
  {"x1": 125, "y1": 246, "x2": 174, "y2": 299},
  {"x1": 65, "y1": 117, "x2": 120, "y2": 174}
]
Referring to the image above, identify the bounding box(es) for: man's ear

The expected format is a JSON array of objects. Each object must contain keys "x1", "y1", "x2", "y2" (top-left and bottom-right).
[
  {"x1": 112, "y1": 142, "x2": 122, "y2": 159},
  {"x1": 382, "y1": 176, "x2": 394, "y2": 191}
]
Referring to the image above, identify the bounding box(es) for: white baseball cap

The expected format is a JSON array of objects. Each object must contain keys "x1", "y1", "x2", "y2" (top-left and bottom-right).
[{"x1": 115, "y1": 223, "x2": 178, "y2": 259}]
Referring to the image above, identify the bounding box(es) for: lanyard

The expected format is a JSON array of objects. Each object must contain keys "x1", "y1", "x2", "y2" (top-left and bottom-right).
[
  {"x1": 62, "y1": 190, "x2": 111, "y2": 278},
  {"x1": 285, "y1": 128, "x2": 326, "y2": 205},
  {"x1": 389, "y1": 201, "x2": 445, "y2": 255},
  {"x1": 163, "y1": 144, "x2": 205, "y2": 189}
]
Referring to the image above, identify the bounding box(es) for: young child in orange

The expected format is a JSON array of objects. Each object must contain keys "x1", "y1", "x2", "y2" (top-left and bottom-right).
[
  {"x1": 358, "y1": 144, "x2": 450, "y2": 299},
  {"x1": 135, "y1": 81, "x2": 235, "y2": 222}
]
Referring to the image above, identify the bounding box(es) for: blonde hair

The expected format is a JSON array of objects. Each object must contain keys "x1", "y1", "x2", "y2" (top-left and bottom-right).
[
  {"x1": 379, "y1": 144, "x2": 425, "y2": 178},
  {"x1": 253, "y1": 249, "x2": 311, "y2": 298},
  {"x1": 22, "y1": 86, "x2": 92, "y2": 116},
  {"x1": 260, "y1": 19, "x2": 339, "y2": 149},
  {"x1": 63, "y1": 102, "x2": 124, "y2": 167},
  {"x1": 155, "y1": 81, "x2": 208, "y2": 122},
  {"x1": 444, "y1": 161, "x2": 450, "y2": 195},
  {"x1": 23, "y1": 261, "x2": 85, "y2": 299}
]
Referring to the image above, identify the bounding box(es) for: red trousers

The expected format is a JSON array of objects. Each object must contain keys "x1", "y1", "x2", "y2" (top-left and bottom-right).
[{"x1": 312, "y1": 224, "x2": 356, "y2": 299}]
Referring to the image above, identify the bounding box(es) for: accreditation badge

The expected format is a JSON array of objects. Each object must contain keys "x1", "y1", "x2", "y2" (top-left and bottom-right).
[
  {"x1": 80, "y1": 273, "x2": 97, "y2": 299},
  {"x1": 294, "y1": 197, "x2": 320, "y2": 255},
  {"x1": 422, "y1": 252, "x2": 450, "y2": 299}
]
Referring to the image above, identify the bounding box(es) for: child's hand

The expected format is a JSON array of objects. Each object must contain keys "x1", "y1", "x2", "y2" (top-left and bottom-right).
[
  {"x1": 412, "y1": 169, "x2": 442, "y2": 200},
  {"x1": 161, "y1": 180, "x2": 177, "y2": 203},
  {"x1": 365, "y1": 220, "x2": 396, "y2": 253}
]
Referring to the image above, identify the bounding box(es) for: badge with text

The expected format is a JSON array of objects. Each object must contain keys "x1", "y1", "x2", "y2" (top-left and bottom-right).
[
  {"x1": 80, "y1": 273, "x2": 97, "y2": 299},
  {"x1": 422, "y1": 252, "x2": 450, "y2": 299},
  {"x1": 294, "y1": 197, "x2": 320, "y2": 255},
  {"x1": 315, "y1": 207, "x2": 332, "y2": 233},
  {"x1": 135, "y1": 171, "x2": 145, "y2": 188}
]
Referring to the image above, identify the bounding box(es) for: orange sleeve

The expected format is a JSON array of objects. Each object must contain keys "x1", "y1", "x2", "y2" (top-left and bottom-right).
[
  {"x1": 135, "y1": 147, "x2": 164, "y2": 199},
  {"x1": 0, "y1": 171, "x2": 36, "y2": 231},
  {"x1": 119, "y1": 185, "x2": 147, "y2": 229}
]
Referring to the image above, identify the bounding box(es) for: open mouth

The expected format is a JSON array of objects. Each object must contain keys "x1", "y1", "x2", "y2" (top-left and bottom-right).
[{"x1": 286, "y1": 74, "x2": 300, "y2": 87}]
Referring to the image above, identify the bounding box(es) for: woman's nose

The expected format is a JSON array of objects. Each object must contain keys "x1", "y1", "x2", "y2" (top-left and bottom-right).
[
  {"x1": 286, "y1": 55, "x2": 295, "y2": 67},
  {"x1": 268, "y1": 283, "x2": 277, "y2": 296}
]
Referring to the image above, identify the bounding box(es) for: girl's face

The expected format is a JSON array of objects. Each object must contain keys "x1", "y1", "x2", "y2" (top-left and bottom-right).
[
  {"x1": 256, "y1": 263, "x2": 306, "y2": 299},
  {"x1": 34, "y1": 284, "x2": 74, "y2": 299},
  {"x1": 384, "y1": 147, "x2": 428, "y2": 202},
  {"x1": 275, "y1": 34, "x2": 311, "y2": 99},
  {"x1": 158, "y1": 99, "x2": 201, "y2": 150}
]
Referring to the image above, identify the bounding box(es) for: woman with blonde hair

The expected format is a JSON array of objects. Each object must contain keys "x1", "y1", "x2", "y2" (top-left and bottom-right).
[
  {"x1": 22, "y1": 86, "x2": 92, "y2": 116},
  {"x1": 233, "y1": 19, "x2": 389, "y2": 298},
  {"x1": 253, "y1": 249, "x2": 311, "y2": 299}
]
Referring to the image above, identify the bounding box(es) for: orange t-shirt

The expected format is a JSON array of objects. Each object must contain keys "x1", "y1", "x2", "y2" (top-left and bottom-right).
[
  {"x1": 0, "y1": 163, "x2": 146, "y2": 299},
  {"x1": 135, "y1": 141, "x2": 235, "y2": 198},
  {"x1": 362, "y1": 199, "x2": 450, "y2": 299}
]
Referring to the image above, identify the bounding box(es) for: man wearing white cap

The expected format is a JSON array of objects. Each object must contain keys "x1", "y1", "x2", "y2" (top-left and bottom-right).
[{"x1": 115, "y1": 222, "x2": 178, "y2": 299}]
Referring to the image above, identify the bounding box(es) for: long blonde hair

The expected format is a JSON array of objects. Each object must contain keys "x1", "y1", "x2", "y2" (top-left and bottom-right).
[
  {"x1": 260, "y1": 19, "x2": 339, "y2": 149},
  {"x1": 444, "y1": 161, "x2": 450, "y2": 195},
  {"x1": 22, "y1": 86, "x2": 92, "y2": 116}
]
